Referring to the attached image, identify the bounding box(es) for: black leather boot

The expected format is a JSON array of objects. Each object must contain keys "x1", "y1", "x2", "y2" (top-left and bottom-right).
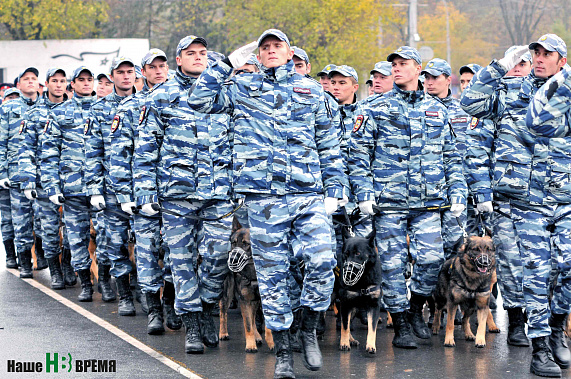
[
  {"x1": 200, "y1": 301, "x2": 219, "y2": 348},
  {"x1": 507, "y1": 307, "x2": 530, "y2": 346},
  {"x1": 163, "y1": 281, "x2": 182, "y2": 330},
  {"x1": 392, "y1": 311, "x2": 418, "y2": 349},
  {"x1": 77, "y1": 269, "x2": 93, "y2": 302},
  {"x1": 408, "y1": 293, "x2": 431, "y2": 339},
  {"x1": 299, "y1": 307, "x2": 323, "y2": 371},
  {"x1": 98, "y1": 264, "x2": 116, "y2": 302},
  {"x1": 272, "y1": 330, "x2": 295, "y2": 379},
  {"x1": 61, "y1": 248, "x2": 76, "y2": 286},
  {"x1": 34, "y1": 237, "x2": 48, "y2": 270},
  {"x1": 18, "y1": 249, "x2": 33, "y2": 278},
  {"x1": 530, "y1": 336, "x2": 562, "y2": 377},
  {"x1": 4, "y1": 239, "x2": 17, "y2": 268},
  {"x1": 116, "y1": 275, "x2": 136, "y2": 316},
  {"x1": 290, "y1": 309, "x2": 303, "y2": 353},
  {"x1": 549, "y1": 313, "x2": 570, "y2": 369},
  {"x1": 181, "y1": 312, "x2": 204, "y2": 354},
  {"x1": 47, "y1": 256, "x2": 65, "y2": 290},
  {"x1": 146, "y1": 291, "x2": 165, "y2": 335}
]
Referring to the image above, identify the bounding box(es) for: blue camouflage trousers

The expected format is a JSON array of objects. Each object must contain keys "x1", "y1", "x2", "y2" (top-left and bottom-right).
[
  {"x1": 374, "y1": 210, "x2": 444, "y2": 313},
  {"x1": 510, "y1": 202, "x2": 571, "y2": 339},
  {"x1": 0, "y1": 188, "x2": 14, "y2": 241},
  {"x1": 162, "y1": 199, "x2": 232, "y2": 314},
  {"x1": 491, "y1": 201, "x2": 525, "y2": 310},
  {"x1": 102, "y1": 193, "x2": 132, "y2": 278},
  {"x1": 441, "y1": 208, "x2": 467, "y2": 260},
  {"x1": 10, "y1": 188, "x2": 35, "y2": 252},
  {"x1": 35, "y1": 196, "x2": 69, "y2": 259},
  {"x1": 62, "y1": 197, "x2": 92, "y2": 271},
  {"x1": 91, "y1": 210, "x2": 109, "y2": 266},
  {"x1": 246, "y1": 193, "x2": 336, "y2": 331},
  {"x1": 133, "y1": 213, "x2": 172, "y2": 293}
]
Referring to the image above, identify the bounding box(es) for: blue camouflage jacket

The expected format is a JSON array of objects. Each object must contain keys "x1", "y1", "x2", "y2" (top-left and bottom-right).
[
  {"x1": 460, "y1": 61, "x2": 552, "y2": 205},
  {"x1": 187, "y1": 59, "x2": 345, "y2": 199},
  {"x1": 525, "y1": 65, "x2": 571, "y2": 204},
  {"x1": 349, "y1": 82, "x2": 466, "y2": 209},
  {"x1": 109, "y1": 85, "x2": 149, "y2": 204},
  {"x1": 133, "y1": 69, "x2": 231, "y2": 205},
  {"x1": 437, "y1": 93, "x2": 472, "y2": 155},
  {"x1": 41, "y1": 93, "x2": 97, "y2": 197},
  {"x1": 0, "y1": 95, "x2": 39, "y2": 183},
  {"x1": 85, "y1": 88, "x2": 134, "y2": 197},
  {"x1": 19, "y1": 94, "x2": 67, "y2": 193}
]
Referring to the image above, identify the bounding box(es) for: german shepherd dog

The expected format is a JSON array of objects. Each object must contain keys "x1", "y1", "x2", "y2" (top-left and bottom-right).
[
  {"x1": 338, "y1": 229, "x2": 382, "y2": 354},
  {"x1": 432, "y1": 235, "x2": 500, "y2": 347},
  {"x1": 219, "y1": 217, "x2": 274, "y2": 353}
]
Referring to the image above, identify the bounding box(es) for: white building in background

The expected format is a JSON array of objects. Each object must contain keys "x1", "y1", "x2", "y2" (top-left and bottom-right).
[{"x1": 0, "y1": 38, "x2": 150, "y2": 83}]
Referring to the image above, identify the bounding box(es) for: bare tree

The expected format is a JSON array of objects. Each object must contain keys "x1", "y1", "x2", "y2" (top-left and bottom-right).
[{"x1": 498, "y1": 0, "x2": 548, "y2": 45}]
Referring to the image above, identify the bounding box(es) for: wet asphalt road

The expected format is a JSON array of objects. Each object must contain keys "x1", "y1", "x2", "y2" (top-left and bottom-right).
[{"x1": 1, "y1": 250, "x2": 570, "y2": 379}]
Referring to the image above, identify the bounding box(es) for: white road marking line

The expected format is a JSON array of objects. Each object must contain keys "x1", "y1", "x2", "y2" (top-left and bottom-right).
[{"x1": 6, "y1": 268, "x2": 202, "y2": 379}]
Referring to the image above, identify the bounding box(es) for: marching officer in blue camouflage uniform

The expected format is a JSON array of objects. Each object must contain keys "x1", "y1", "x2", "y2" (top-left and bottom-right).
[
  {"x1": 459, "y1": 63, "x2": 482, "y2": 92},
  {"x1": 422, "y1": 58, "x2": 470, "y2": 260},
  {"x1": 349, "y1": 46, "x2": 466, "y2": 350},
  {"x1": 0, "y1": 67, "x2": 42, "y2": 278},
  {"x1": 369, "y1": 61, "x2": 393, "y2": 96},
  {"x1": 110, "y1": 48, "x2": 181, "y2": 335},
  {"x1": 504, "y1": 45, "x2": 533, "y2": 78},
  {"x1": 85, "y1": 57, "x2": 137, "y2": 314},
  {"x1": 527, "y1": 62, "x2": 571, "y2": 378},
  {"x1": 134, "y1": 35, "x2": 233, "y2": 354},
  {"x1": 188, "y1": 29, "x2": 345, "y2": 378},
  {"x1": 461, "y1": 34, "x2": 568, "y2": 377},
  {"x1": 42, "y1": 66, "x2": 109, "y2": 302},
  {"x1": 20, "y1": 68, "x2": 71, "y2": 289}
]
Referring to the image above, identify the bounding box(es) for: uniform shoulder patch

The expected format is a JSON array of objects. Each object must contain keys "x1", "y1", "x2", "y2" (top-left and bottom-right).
[
  {"x1": 19, "y1": 120, "x2": 25, "y2": 134},
  {"x1": 425, "y1": 111, "x2": 439, "y2": 117},
  {"x1": 111, "y1": 115, "x2": 120, "y2": 133},
  {"x1": 352, "y1": 115, "x2": 364, "y2": 133},
  {"x1": 43, "y1": 120, "x2": 51, "y2": 134},
  {"x1": 293, "y1": 87, "x2": 311, "y2": 95},
  {"x1": 470, "y1": 117, "x2": 479, "y2": 129},
  {"x1": 138, "y1": 106, "x2": 147, "y2": 125},
  {"x1": 84, "y1": 119, "x2": 91, "y2": 135}
]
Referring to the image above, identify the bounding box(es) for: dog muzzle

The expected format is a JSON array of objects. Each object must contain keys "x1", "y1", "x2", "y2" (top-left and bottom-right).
[
  {"x1": 473, "y1": 253, "x2": 491, "y2": 274},
  {"x1": 228, "y1": 247, "x2": 250, "y2": 273},
  {"x1": 342, "y1": 261, "x2": 365, "y2": 286}
]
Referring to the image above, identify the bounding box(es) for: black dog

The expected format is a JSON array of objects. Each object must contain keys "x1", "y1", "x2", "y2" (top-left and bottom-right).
[{"x1": 338, "y1": 229, "x2": 382, "y2": 354}]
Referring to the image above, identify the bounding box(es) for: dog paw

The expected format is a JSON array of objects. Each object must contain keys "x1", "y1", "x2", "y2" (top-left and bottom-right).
[
  {"x1": 488, "y1": 327, "x2": 500, "y2": 334},
  {"x1": 219, "y1": 334, "x2": 230, "y2": 341},
  {"x1": 267, "y1": 344, "x2": 275, "y2": 352},
  {"x1": 475, "y1": 342, "x2": 486, "y2": 348},
  {"x1": 245, "y1": 347, "x2": 258, "y2": 354},
  {"x1": 366, "y1": 346, "x2": 376, "y2": 354},
  {"x1": 432, "y1": 327, "x2": 439, "y2": 335},
  {"x1": 465, "y1": 334, "x2": 475, "y2": 341},
  {"x1": 339, "y1": 344, "x2": 351, "y2": 351},
  {"x1": 349, "y1": 338, "x2": 360, "y2": 346},
  {"x1": 475, "y1": 338, "x2": 486, "y2": 348},
  {"x1": 444, "y1": 339, "x2": 456, "y2": 347},
  {"x1": 386, "y1": 323, "x2": 393, "y2": 329},
  {"x1": 255, "y1": 338, "x2": 263, "y2": 346}
]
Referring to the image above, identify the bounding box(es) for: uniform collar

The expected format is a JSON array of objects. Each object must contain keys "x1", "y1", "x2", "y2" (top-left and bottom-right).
[
  {"x1": 393, "y1": 80, "x2": 425, "y2": 103},
  {"x1": 260, "y1": 60, "x2": 295, "y2": 83},
  {"x1": 108, "y1": 87, "x2": 135, "y2": 103},
  {"x1": 73, "y1": 92, "x2": 96, "y2": 104},
  {"x1": 43, "y1": 92, "x2": 68, "y2": 108},
  {"x1": 175, "y1": 68, "x2": 197, "y2": 87}
]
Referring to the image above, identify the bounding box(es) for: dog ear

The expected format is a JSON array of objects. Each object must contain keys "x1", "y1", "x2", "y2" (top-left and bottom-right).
[
  {"x1": 342, "y1": 226, "x2": 353, "y2": 242},
  {"x1": 232, "y1": 216, "x2": 242, "y2": 233},
  {"x1": 367, "y1": 231, "x2": 376, "y2": 249},
  {"x1": 454, "y1": 236, "x2": 466, "y2": 256}
]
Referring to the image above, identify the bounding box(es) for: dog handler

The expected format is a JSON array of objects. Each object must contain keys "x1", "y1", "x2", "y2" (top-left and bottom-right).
[
  {"x1": 188, "y1": 29, "x2": 345, "y2": 378},
  {"x1": 348, "y1": 46, "x2": 466, "y2": 349}
]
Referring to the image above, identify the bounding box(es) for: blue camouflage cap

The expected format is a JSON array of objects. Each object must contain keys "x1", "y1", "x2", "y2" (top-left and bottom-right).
[
  {"x1": 3, "y1": 87, "x2": 20, "y2": 98},
  {"x1": 529, "y1": 34, "x2": 567, "y2": 58},
  {"x1": 459, "y1": 63, "x2": 482, "y2": 75},
  {"x1": 366, "y1": 75, "x2": 373, "y2": 85},
  {"x1": 110, "y1": 56, "x2": 135, "y2": 71},
  {"x1": 18, "y1": 67, "x2": 39, "y2": 82},
  {"x1": 292, "y1": 46, "x2": 309, "y2": 64},
  {"x1": 71, "y1": 66, "x2": 94, "y2": 81},
  {"x1": 97, "y1": 72, "x2": 112, "y2": 82},
  {"x1": 316, "y1": 64, "x2": 337, "y2": 77},
  {"x1": 257, "y1": 29, "x2": 290, "y2": 47},
  {"x1": 370, "y1": 61, "x2": 392, "y2": 76},
  {"x1": 45, "y1": 68, "x2": 66, "y2": 81},
  {"x1": 207, "y1": 50, "x2": 226, "y2": 66},
  {"x1": 135, "y1": 65, "x2": 143, "y2": 78},
  {"x1": 329, "y1": 65, "x2": 359, "y2": 82},
  {"x1": 387, "y1": 46, "x2": 422, "y2": 65},
  {"x1": 504, "y1": 46, "x2": 532, "y2": 62},
  {"x1": 246, "y1": 54, "x2": 259, "y2": 66},
  {"x1": 421, "y1": 58, "x2": 451, "y2": 77},
  {"x1": 141, "y1": 48, "x2": 167, "y2": 67},
  {"x1": 176, "y1": 35, "x2": 208, "y2": 56}
]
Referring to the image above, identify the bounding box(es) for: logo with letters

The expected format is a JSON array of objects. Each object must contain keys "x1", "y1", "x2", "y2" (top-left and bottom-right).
[{"x1": 6, "y1": 353, "x2": 116, "y2": 373}]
